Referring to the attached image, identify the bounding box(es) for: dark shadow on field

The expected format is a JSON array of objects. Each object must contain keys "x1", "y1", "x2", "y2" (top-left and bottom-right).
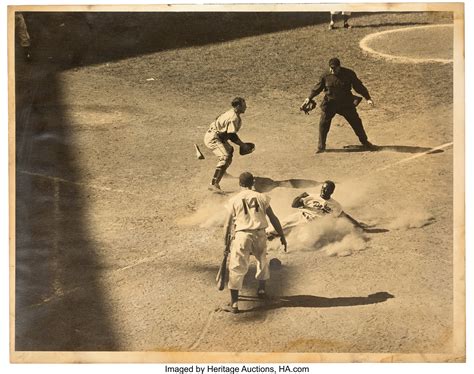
[
  {"x1": 357, "y1": 223, "x2": 390, "y2": 234},
  {"x1": 240, "y1": 292, "x2": 394, "y2": 313},
  {"x1": 15, "y1": 35, "x2": 118, "y2": 351},
  {"x1": 326, "y1": 145, "x2": 442, "y2": 154},
  {"x1": 20, "y1": 11, "x2": 453, "y2": 69},
  {"x1": 363, "y1": 228, "x2": 390, "y2": 234},
  {"x1": 223, "y1": 261, "x2": 292, "y2": 321},
  {"x1": 254, "y1": 176, "x2": 319, "y2": 193},
  {"x1": 23, "y1": 12, "x2": 333, "y2": 68}
]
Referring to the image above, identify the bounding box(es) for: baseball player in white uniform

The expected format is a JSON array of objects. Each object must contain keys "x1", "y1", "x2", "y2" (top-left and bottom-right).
[
  {"x1": 329, "y1": 11, "x2": 352, "y2": 29},
  {"x1": 204, "y1": 97, "x2": 248, "y2": 192},
  {"x1": 223, "y1": 172, "x2": 287, "y2": 313},
  {"x1": 266, "y1": 180, "x2": 363, "y2": 238}
]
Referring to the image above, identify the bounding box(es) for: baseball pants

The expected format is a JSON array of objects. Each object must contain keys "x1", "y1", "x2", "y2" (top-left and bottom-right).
[
  {"x1": 228, "y1": 230, "x2": 270, "y2": 291},
  {"x1": 204, "y1": 130, "x2": 234, "y2": 168},
  {"x1": 318, "y1": 102, "x2": 368, "y2": 150}
]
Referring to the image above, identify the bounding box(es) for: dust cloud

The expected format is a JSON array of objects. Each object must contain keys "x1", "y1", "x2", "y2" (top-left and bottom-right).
[
  {"x1": 177, "y1": 194, "x2": 228, "y2": 228},
  {"x1": 387, "y1": 208, "x2": 434, "y2": 230},
  {"x1": 266, "y1": 184, "x2": 371, "y2": 257},
  {"x1": 177, "y1": 181, "x2": 429, "y2": 258},
  {"x1": 286, "y1": 216, "x2": 368, "y2": 257}
]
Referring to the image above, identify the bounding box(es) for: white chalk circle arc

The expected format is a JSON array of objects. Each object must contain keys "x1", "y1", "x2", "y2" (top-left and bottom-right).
[{"x1": 359, "y1": 24, "x2": 453, "y2": 64}]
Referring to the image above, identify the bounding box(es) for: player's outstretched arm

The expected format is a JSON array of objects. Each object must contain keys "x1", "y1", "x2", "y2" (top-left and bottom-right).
[
  {"x1": 341, "y1": 211, "x2": 365, "y2": 230},
  {"x1": 266, "y1": 206, "x2": 287, "y2": 252}
]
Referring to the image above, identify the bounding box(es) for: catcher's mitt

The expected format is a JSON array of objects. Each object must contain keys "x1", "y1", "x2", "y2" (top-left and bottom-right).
[
  {"x1": 239, "y1": 142, "x2": 255, "y2": 156},
  {"x1": 300, "y1": 99, "x2": 317, "y2": 115}
]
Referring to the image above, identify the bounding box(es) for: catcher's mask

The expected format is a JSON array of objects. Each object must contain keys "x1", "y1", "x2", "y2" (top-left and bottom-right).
[{"x1": 239, "y1": 142, "x2": 255, "y2": 156}]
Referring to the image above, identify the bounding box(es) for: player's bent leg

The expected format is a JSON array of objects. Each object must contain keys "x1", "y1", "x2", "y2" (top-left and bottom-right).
[
  {"x1": 282, "y1": 212, "x2": 309, "y2": 231},
  {"x1": 210, "y1": 154, "x2": 233, "y2": 190},
  {"x1": 205, "y1": 136, "x2": 233, "y2": 190},
  {"x1": 209, "y1": 167, "x2": 225, "y2": 191},
  {"x1": 266, "y1": 212, "x2": 305, "y2": 240}
]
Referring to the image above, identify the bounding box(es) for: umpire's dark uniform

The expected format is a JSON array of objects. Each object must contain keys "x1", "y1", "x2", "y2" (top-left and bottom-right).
[{"x1": 308, "y1": 65, "x2": 373, "y2": 152}]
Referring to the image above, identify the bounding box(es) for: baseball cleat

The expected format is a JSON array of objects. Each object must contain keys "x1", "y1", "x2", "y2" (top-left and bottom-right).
[
  {"x1": 208, "y1": 183, "x2": 225, "y2": 194},
  {"x1": 315, "y1": 148, "x2": 326, "y2": 154},
  {"x1": 362, "y1": 141, "x2": 378, "y2": 151},
  {"x1": 257, "y1": 288, "x2": 266, "y2": 299},
  {"x1": 231, "y1": 302, "x2": 239, "y2": 314}
]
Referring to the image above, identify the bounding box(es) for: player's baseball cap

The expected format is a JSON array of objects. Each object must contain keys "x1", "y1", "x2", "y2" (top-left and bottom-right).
[
  {"x1": 232, "y1": 97, "x2": 246, "y2": 107},
  {"x1": 239, "y1": 172, "x2": 254, "y2": 188},
  {"x1": 328, "y1": 58, "x2": 341, "y2": 67}
]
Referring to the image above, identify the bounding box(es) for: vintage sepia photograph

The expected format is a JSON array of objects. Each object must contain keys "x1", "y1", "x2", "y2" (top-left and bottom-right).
[{"x1": 8, "y1": 1, "x2": 465, "y2": 363}]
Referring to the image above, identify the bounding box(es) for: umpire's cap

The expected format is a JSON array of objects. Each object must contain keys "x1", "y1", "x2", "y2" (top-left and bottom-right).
[
  {"x1": 329, "y1": 58, "x2": 341, "y2": 67},
  {"x1": 239, "y1": 172, "x2": 255, "y2": 188}
]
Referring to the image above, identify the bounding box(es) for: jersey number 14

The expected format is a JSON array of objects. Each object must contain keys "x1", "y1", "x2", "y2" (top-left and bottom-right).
[{"x1": 242, "y1": 198, "x2": 260, "y2": 214}]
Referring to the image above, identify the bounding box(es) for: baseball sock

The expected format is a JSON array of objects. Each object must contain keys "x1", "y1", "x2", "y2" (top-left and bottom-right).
[
  {"x1": 211, "y1": 167, "x2": 226, "y2": 186},
  {"x1": 230, "y1": 289, "x2": 239, "y2": 305}
]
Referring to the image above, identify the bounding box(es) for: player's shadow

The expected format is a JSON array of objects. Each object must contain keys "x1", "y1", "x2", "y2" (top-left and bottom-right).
[
  {"x1": 242, "y1": 292, "x2": 394, "y2": 313},
  {"x1": 363, "y1": 227, "x2": 390, "y2": 233},
  {"x1": 350, "y1": 21, "x2": 431, "y2": 29},
  {"x1": 326, "y1": 145, "x2": 443, "y2": 154},
  {"x1": 253, "y1": 176, "x2": 319, "y2": 193},
  {"x1": 359, "y1": 223, "x2": 389, "y2": 234}
]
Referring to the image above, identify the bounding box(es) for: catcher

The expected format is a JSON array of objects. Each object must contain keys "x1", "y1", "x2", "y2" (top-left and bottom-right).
[{"x1": 204, "y1": 97, "x2": 255, "y2": 193}]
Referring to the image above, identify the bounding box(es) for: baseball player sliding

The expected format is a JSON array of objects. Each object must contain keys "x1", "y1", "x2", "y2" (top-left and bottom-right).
[
  {"x1": 204, "y1": 97, "x2": 254, "y2": 193},
  {"x1": 223, "y1": 172, "x2": 287, "y2": 313},
  {"x1": 266, "y1": 180, "x2": 365, "y2": 239}
]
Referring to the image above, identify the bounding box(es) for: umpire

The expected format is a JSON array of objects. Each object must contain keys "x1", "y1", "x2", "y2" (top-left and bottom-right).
[{"x1": 301, "y1": 58, "x2": 376, "y2": 153}]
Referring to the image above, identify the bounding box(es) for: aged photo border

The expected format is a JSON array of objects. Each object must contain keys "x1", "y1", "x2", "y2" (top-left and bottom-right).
[{"x1": 7, "y1": 1, "x2": 465, "y2": 364}]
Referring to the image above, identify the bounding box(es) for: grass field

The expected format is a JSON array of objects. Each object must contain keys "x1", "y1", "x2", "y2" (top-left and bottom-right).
[{"x1": 13, "y1": 9, "x2": 460, "y2": 360}]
